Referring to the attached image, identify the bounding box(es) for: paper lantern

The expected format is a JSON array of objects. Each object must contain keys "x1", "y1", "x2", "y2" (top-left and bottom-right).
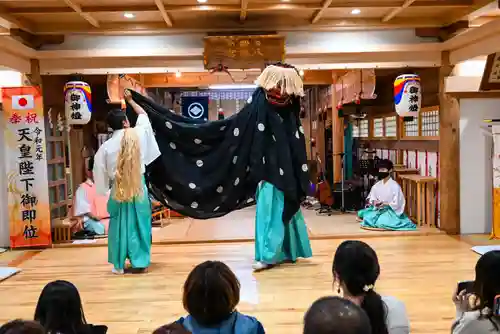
[
  {"x1": 394, "y1": 74, "x2": 421, "y2": 118},
  {"x1": 64, "y1": 81, "x2": 92, "y2": 125}
]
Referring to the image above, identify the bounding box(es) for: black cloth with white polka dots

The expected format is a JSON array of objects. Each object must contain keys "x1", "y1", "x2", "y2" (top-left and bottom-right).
[{"x1": 126, "y1": 88, "x2": 309, "y2": 224}]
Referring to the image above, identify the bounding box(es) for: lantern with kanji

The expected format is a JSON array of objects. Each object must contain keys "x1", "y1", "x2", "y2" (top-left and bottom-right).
[
  {"x1": 394, "y1": 74, "x2": 421, "y2": 118},
  {"x1": 64, "y1": 81, "x2": 92, "y2": 125}
]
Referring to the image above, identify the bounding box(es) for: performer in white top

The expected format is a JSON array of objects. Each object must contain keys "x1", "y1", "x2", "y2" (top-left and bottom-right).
[
  {"x1": 357, "y1": 159, "x2": 416, "y2": 231},
  {"x1": 93, "y1": 90, "x2": 160, "y2": 274}
]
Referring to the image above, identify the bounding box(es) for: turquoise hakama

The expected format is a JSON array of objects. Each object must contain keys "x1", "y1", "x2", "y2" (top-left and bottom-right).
[
  {"x1": 358, "y1": 206, "x2": 416, "y2": 231},
  {"x1": 107, "y1": 178, "x2": 152, "y2": 270},
  {"x1": 358, "y1": 178, "x2": 416, "y2": 231},
  {"x1": 255, "y1": 181, "x2": 312, "y2": 265}
]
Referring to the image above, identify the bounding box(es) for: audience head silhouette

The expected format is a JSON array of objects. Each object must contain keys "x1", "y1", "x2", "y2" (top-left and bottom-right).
[
  {"x1": 34, "y1": 280, "x2": 88, "y2": 334},
  {"x1": 474, "y1": 250, "x2": 500, "y2": 312},
  {"x1": 304, "y1": 296, "x2": 371, "y2": 334},
  {"x1": 0, "y1": 320, "x2": 44, "y2": 334},
  {"x1": 183, "y1": 261, "x2": 240, "y2": 327},
  {"x1": 333, "y1": 240, "x2": 388, "y2": 334},
  {"x1": 153, "y1": 323, "x2": 191, "y2": 334}
]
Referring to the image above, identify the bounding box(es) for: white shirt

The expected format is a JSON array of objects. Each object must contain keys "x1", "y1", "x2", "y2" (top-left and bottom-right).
[
  {"x1": 93, "y1": 113, "x2": 160, "y2": 196},
  {"x1": 453, "y1": 308, "x2": 500, "y2": 334},
  {"x1": 367, "y1": 178, "x2": 406, "y2": 215},
  {"x1": 382, "y1": 296, "x2": 410, "y2": 334},
  {"x1": 74, "y1": 179, "x2": 93, "y2": 222}
]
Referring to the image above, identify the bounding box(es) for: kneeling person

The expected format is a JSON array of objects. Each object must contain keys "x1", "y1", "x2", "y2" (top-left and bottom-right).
[
  {"x1": 73, "y1": 156, "x2": 110, "y2": 236},
  {"x1": 357, "y1": 159, "x2": 416, "y2": 231}
]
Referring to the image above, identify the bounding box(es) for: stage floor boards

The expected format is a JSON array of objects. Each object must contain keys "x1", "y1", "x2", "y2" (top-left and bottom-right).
[
  {"x1": 0, "y1": 235, "x2": 479, "y2": 334},
  {"x1": 59, "y1": 207, "x2": 442, "y2": 247}
]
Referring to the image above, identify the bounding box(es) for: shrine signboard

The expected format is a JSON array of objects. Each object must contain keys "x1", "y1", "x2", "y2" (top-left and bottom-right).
[{"x1": 203, "y1": 35, "x2": 285, "y2": 70}]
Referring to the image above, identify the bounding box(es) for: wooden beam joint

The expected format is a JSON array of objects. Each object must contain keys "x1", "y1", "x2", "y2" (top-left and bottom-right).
[
  {"x1": 415, "y1": 20, "x2": 469, "y2": 41},
  {"x1": 9, "y1": 29, "x2": 64, "y2": 49}
]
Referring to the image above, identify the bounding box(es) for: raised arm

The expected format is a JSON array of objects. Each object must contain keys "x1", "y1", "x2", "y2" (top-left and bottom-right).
[{"x1": 123, "y1": 89, "x2": 160, "y2": 166}]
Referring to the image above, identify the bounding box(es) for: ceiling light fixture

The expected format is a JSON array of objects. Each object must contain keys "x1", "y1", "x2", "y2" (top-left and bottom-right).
[
  {"x1": 123, "y1": 12, "x2": 135, "y2": 18},
  {"x1": 351, "y1": 8, "x2": 361, "y2": 15},
  {"x1": 197, "y1": 0, "x2": 208, "y2": 3}
]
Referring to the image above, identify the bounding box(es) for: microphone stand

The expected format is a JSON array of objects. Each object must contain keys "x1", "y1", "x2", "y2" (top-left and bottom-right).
[{"x1": 334, "y1": 152, "x2": 346, "y2": 213}]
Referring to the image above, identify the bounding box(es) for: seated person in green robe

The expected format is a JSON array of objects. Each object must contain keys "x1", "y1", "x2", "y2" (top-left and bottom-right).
[{"x1": 357, "y1": 159, "x2": 416, "y2": 231}]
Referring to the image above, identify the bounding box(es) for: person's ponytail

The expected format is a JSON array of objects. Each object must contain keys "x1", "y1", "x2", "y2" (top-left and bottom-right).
[{"x1": 361, "y1": 289, "x2": 389, "y2": 334}]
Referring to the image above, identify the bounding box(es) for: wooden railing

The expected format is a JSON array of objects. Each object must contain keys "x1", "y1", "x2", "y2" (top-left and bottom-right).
[{"x1": 400, "y1": 174, "x2": 438, "y2": 227}]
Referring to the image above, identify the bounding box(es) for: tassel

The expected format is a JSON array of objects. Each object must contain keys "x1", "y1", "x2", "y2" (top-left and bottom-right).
[{"x1": 255, "y1": 65, "x2": 304, "y2": 97}]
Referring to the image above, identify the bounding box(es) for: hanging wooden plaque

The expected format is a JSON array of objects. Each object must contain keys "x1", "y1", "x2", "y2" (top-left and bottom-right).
[
  {"x1": 480, "y1": 53, "x2": 500, "y2": 91},
  {"x1": 203, "y1": 35, "x2": 285, "y2": 70}
]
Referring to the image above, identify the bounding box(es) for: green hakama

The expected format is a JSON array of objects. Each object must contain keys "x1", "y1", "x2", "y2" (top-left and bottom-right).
[{"x1": 107, "y1": 178, "x2": 152, "y2": 270}]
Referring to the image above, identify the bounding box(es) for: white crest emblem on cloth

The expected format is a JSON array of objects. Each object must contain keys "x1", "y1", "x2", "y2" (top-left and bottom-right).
[{"x1": 187, "y1": 102, "x2": 204, "y2": 119}]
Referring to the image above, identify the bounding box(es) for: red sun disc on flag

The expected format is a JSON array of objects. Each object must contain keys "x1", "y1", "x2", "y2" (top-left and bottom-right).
[{"x1": 18, "y1": 98, "x2": 28, "y2": 107}]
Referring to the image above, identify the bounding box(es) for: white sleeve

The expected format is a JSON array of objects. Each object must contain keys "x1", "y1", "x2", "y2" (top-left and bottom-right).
[
  {"x1": 135, "y1": 113, "x2": 161, "y2": 166},
  {"x1": 73, "y1": 185, "x2": 91, "y2": 217},
  {"x1": 389, "y1": 183, "x2": 405, "y2": 215},
  {"x1": 452, "y1": 311, "x2": 490, "y2": 334},
  {"x1": 93, "y1": 146, "x2": 110, "y2": 196}
]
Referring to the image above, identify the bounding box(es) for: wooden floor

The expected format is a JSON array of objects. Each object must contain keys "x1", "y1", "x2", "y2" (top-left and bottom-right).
[
  {"x1": 60, "y1": 207, "x2": 442, "y2": 247},
  {"x1": 0, "y1": 235, "x2": 480, "y2": 334}
]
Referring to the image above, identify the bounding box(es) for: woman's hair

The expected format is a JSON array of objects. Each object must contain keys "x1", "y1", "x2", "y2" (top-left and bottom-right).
[
  {"x1": 332, "y1": 240, "x2": 388, "y2": 334},
  {"x1": 34, "y1": 280, "x2": 88, "y2": 334},
  {"x1": 152, "y1": 323, "x2": 191, "y2": 334},
  {"x1": 0, "y1": 320, "x2": 45, "y2": 334},
  {"x1": 183, "y1": 261, "x2": 240, "y2": 327},
  {"x1": 473, "y1": 250, "x2": 500, "y2": 327},
  {"x1": 113, "y1": 128, "x2": 143, "y2": 202},
  {"x1": 304, "y1": 297, "x2": 371, "y2": 334}
]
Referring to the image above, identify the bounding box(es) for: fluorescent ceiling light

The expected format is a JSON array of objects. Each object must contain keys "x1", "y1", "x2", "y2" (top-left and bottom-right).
[
  {"x1": 351, "y1": 8, "x2": 361, "y2": 14},
  {"x1": 123, "y1": 13, "x2": 135, "y2": 18},
  {"x1": 197, "y1": 0, "x2": 207, "y2": 3},
  {"x1": 208, "y1": 84, "x2": 257, "y2": 90}
]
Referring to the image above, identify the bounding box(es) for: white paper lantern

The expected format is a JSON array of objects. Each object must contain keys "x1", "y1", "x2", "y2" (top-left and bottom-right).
[
  {"x1": 394, "y1": 74, "x2": 421, "y2": 118},
  {"x1": 64, "y1": 81, "x2": 92, "y2": 125}
]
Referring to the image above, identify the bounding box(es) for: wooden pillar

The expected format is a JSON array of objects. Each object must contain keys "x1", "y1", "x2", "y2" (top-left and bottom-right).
[
  {"x1": 438, "y1": 51, "x2": 460, "y2": 234},
  {"x1": 331, "y1": 75, "x2": 344, "y2": 183}
]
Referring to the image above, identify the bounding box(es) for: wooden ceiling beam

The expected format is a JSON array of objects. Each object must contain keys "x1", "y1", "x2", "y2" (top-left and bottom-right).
[
  {"x1": 9, "y1": 0, "x2": 474, "y2": 14},
  {"x1": 61, "y1": 0, "x2": 100, "y2": 27},
  {"x1": 9, "y1": 28, "x2": 64, "y2": 49},
  {"x1": 415, "y1": 20, "x2": 469, "y2": 41},
  {"x1": 311, "y1": 0, "x2": 333, "y2": 24},
  {"x1": 240, "y1": 0, "x2": 249, "y2": 21},
  {"x1": 154, "y1": 0, "x2": 173, "y2": 27},
  {"x1": 382, "y1": 0, "x2": 418, "y2": 22},
  {"x1": 32, "y1": 17, "x2": 444, "y2": 35},
  {"x1": 0, "y1": 5, "x2": 34, "y2": 32}
]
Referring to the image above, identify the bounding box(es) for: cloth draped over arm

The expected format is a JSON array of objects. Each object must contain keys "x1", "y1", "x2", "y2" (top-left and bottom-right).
[{"x1": 125, "y1": 88, "x2": 310, "y2": 224}]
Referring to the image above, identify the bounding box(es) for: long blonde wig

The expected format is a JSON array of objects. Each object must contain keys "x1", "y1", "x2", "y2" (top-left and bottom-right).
[{"x1": 113, "y1": 128, "x2": 143, "y2": 202}]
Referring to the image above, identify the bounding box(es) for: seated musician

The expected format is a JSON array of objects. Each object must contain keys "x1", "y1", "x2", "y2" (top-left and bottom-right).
[
  {"x1": 72, "y1": 156, "x2": 110, "y2": 236},
  {"x1": 357, "y1": 159, "x2": 416, "y2": 231}
]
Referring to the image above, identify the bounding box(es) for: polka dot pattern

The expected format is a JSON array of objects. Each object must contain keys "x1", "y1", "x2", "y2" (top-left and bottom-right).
[
  {"x1": 258, "y1": 123, "x2": 265, "y2": 131},
  {"x1": 170, "y1": 142, "x2": 176, "y2": 150},
  {"x1": 194, "y1": 138, "x2": 202, "y2": 144},
  {"x1": 165, "y1": 121, "x2": 172, "y2": 129},
  {"x1": 233, "y1": 128, "x2": 240, "y2": 136},
  {"x1": 196, "y1": 160, "x2": 203, "y2": 167},
  {"x1": 189, "y1": 183, "x2": 196, "y2": 189}
]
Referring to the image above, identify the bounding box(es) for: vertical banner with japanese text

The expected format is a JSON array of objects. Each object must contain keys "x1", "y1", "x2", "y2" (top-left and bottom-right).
[
  {"x1": 2, "y1": 87, "x2": 52, "y2": 248},
  {"x1": 492, "y1": 125, "x2": 500, "y2": 239}
]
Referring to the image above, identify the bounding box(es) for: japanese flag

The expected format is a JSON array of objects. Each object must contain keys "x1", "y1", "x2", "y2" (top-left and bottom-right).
[{"x1": 12, "y1": 95, "x2": 34, "y2": 110}]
